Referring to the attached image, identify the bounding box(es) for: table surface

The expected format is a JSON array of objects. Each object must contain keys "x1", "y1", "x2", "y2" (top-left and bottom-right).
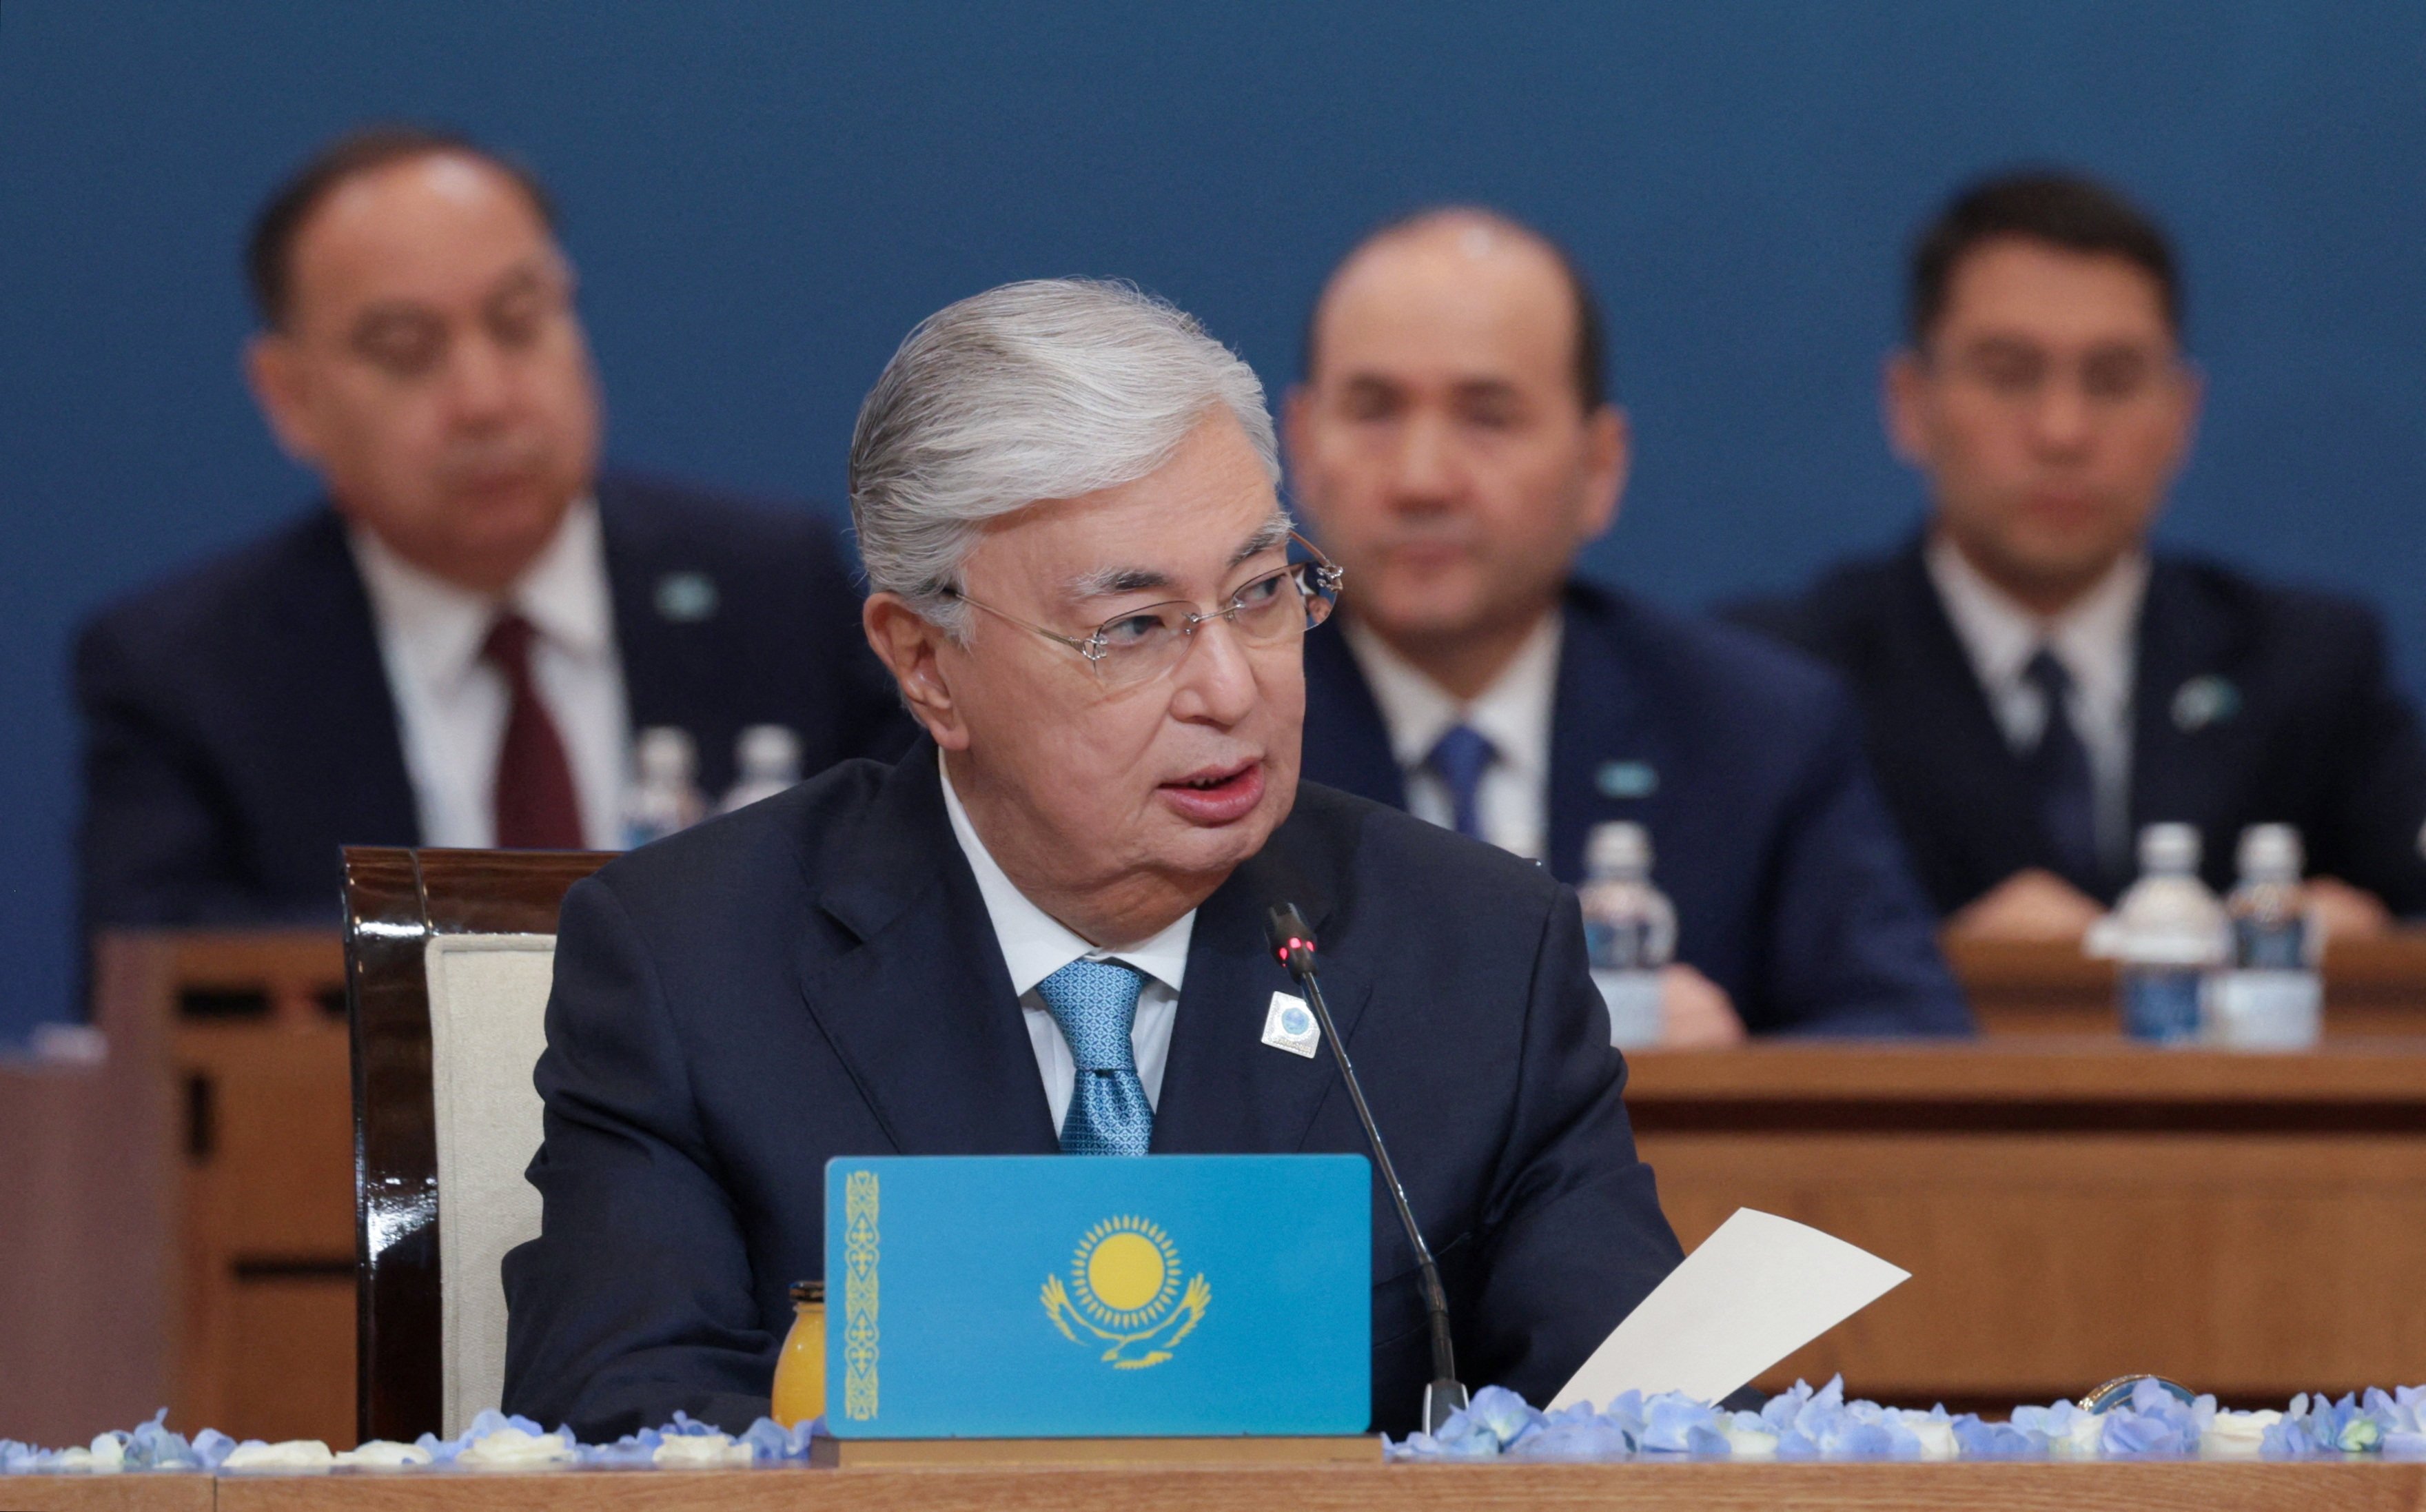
[
  {"x1": 1623, "y1": 1035, "x2": 2426, "y2": 1104},
  {"x1": 9, "y1": 1461, "x2": 2426, "y2": 1512}
]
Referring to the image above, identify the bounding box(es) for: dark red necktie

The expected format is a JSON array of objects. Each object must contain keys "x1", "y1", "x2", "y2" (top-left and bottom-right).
[{"x1": 481, "y1": 613, "x2": 586, "y2": 850}]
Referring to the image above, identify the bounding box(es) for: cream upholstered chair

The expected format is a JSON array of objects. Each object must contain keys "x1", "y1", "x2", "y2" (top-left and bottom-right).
[{"x1": 344, "y1": 847, "x2": 611, "y2": 1443}]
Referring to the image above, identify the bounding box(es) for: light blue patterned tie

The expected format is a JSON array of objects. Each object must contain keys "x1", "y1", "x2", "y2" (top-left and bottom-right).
[{"x1": 1034, "y1": 958, "x2": 1154, "y2": 1156}]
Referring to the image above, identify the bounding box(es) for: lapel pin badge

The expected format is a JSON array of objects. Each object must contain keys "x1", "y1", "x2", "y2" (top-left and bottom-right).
[
  {"x1": 654, "y1": 571, "x2": 720, "y2": 624},
  {"x1": 1596, "y1": 759, "x2": 1658, "y2": 799},
  {"x1": 1261, "y1": 991, "x2": 1321, "y2": 1059},
  {"x1": 2170, "y1": 675, "x2": 2239, "y2": 733}
]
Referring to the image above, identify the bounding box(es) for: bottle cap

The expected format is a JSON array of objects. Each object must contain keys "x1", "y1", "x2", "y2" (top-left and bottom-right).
[
  {"x1": 1585, "y1": 821, "x2": 1653, "y2": 879},
  {"x1": 635, "y1": 726, "x2": 696, "y2": 781},
  {"x1": 790, "y1": 1278, "x2": 825, "y2": 1306},
  {"x1": 2236, "y1": 823, "x2": 2303, "y2": 881},
  {"x1": 737, "y1": 724, "x2": 802, "y2": 780},
  {"x1": 2137, "y1": 822, "x2": 2200, "y2": 876}
]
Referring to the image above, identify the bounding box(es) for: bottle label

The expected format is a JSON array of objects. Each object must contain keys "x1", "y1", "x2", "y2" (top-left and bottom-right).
[
  {"x1": 2202, "y1": 970, "x2": 2322, "y2": 1050},
  {"x1": 2232, "y1": 918, "x2": 2309, "y2": 971},
  {"x1": 1593, "y1": 970, "x2": 1664, "y2": 1049},
  {"x1": 2121, "y1": 968, "x2": 2203, "y2": 1044}
]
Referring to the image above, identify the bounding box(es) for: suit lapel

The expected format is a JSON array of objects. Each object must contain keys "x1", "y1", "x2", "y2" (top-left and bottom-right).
[
  {"x1": 296, "y1": 509, "x2": 421, "y2": 845},
  {"x1": 2128, "y1": 561, "x2": 2247, "y2": 843},
  {"x1": 1886, "y1": 547, "x2": 2057, "y2": 878},
  {"x1": 1150, "y1": 817, "x2": 1366, "y2": 1154},
  {"x1": 1545, "y1": 589, "x2": 1662, "y2": 886},
  {"x1": 1298, "y1": 622, "x2": 1411, "y2": 810},
  {"x1": 793, "y1": 742, "x2": 1059, "y2": 1154}
]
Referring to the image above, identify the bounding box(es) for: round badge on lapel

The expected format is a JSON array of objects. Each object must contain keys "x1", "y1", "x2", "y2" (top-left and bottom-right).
[
  {"x1": 2170, "y1": 675, "x2": 2239, "y2": 733},
  {"x1": 655, "y1": 571, "x2": 720, "y2": 624},
  {"x1": 1596, "y1": 760, "x2": 1658, "y2": 799}
]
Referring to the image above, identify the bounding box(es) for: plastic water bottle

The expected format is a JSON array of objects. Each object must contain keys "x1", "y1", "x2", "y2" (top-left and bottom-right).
[
  {"x1": 1578, "y1": 821, "x2": 1674, "y2": 1049},
  {"x1": 622, "y1": 726, "x2": 705, "y2": 848},
  {"x1": 721, "y1": 724, "x2": 803, "y2": 813},
  {"x1": 2203, "y1": 824, "x2": 2322, "y2": 1049},
  {"x1": 2092, "y1": 823, "x2": 2228, "y2": 1044}
]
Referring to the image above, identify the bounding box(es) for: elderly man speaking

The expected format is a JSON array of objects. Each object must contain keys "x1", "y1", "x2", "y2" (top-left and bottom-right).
[{"x1": 502, "y1": 280, "x2": 1682, "y2": 1440}]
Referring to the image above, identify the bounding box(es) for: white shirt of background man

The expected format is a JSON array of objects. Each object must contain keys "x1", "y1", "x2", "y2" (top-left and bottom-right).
[
  {"x1": 1926, "y1": 533, "x2": 2147, "y2": 873},
  {"x1": 939, "y1": 750, "x2": 1189, "y2": 1134},
  {"x1": 349, "y1": 497, "x2": 631, "y2": 850},
  {"x1": 1343, "y1": 611, "x2": 1563, "y2": 862}
]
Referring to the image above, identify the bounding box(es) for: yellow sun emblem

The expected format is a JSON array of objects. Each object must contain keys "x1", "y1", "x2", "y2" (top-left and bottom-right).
[{"x1": 1041, "y1": 1215, "x2": 1211, "y2": 1370}]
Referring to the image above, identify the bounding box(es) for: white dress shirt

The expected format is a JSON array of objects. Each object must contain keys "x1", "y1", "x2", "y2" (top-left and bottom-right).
[
  {"x1": 1925, "y1": 535, "x2": 2148, "y2": 870},
  {"x1": 939, "y1": 751, "x2": 1190, "y2": 1134},
  {"x1": 1343, "y1": 612, "x2": 1563, "y2": 861},
  {"x1": 349, "y1": 498, "x2": 631, "y2": 850}
]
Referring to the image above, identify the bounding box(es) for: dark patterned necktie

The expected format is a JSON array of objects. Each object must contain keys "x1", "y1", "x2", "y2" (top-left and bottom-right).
[
  {"x1": 480, "y1": 613, "x2": 585, "y2": 850},
  {"x1": 1425, "y1": 724, "x2": 1496, "y2": 841},
  {"x1": 2021, "y1": 647, "x2": 2101, "y2": 892}
]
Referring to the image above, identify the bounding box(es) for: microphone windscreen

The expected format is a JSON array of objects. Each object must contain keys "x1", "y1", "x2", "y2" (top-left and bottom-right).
[{"x1": 1264, "y1": 903, "x2": 1314, "y2": 962}]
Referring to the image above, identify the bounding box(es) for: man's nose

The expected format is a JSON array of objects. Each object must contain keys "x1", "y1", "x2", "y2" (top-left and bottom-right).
[
  {"x1": 442, "y1": 333, "x2": 519, "y2": 425},
  {"x1": 1165, "y1": 615, "x2": 1260, "y2": 726},
  {"x1": 2030, "y1": 374, "x2": 2095, "y2": 456},
  {"x1": 1387, "y1": 411, "x2": 1462, "y2": 509}
]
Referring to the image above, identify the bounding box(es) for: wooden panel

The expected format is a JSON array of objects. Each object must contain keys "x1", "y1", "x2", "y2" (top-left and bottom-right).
[
  {"x1": 0, "y1": 1476, "x2": 216, "y2": 1512},
  {"x1": 207, "y1": 1460, "x2": 2426, "y2": 1512},
  {"x1": 225, "y1": 1277, "x2": 358, "y2": 1449},
  {"x1": 0, "y1": 937, "x2": 177, "y2": 1449},
  {"x1": 1949, "y1": 930, "x2": 2426, "y2": 1037}
]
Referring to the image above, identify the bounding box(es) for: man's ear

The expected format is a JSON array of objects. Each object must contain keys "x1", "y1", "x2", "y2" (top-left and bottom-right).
[
  {"x1": 245, "y1": 334, "x2": 323, "y2": 465},
  {"x1": 1576, "y1": 402, "x2": 1631, "y2": 540},
  {"x1": 863, "y1": 593, "x2": 970, "y2": 750},
  {"x1": 1882, "y1": 349, "x2": 1930, "y2": 467}
]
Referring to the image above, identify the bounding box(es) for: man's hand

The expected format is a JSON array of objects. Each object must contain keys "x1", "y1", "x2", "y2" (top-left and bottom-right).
[
  {"x1": 1660, "y1": 963, "x2": 1747, "y2": 1049},
  {"x1": 1945, "y1": 868, "x2": 2106, "y2": 942},
  {"x1": 2307, "y1": 876, "x2": 2393, "y2": 941}
]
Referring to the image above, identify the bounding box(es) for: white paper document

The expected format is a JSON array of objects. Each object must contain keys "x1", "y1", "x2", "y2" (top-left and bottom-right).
[{"x1": 1549, "y1": 1208, "x2": 1909, "y2": 1411}]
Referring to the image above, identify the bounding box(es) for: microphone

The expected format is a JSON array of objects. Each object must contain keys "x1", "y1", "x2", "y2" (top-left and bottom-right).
[{"x1": 1265, "y1": 902, "x2": 1469, "y2": 1435}]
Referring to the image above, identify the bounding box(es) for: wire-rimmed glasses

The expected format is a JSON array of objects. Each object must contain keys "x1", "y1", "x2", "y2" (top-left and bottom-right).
[{"x1": 945, "y1": 533, "x2": 1343, "y2": 689}]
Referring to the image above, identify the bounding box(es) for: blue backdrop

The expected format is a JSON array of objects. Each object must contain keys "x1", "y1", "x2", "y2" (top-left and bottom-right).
[{"x1": 3, "y1": 2, "x2": 2421, "y2": 1036}]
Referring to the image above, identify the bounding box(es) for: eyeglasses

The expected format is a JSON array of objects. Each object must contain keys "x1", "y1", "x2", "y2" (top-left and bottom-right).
[{"x1": 945, "y1": 533, "x2": 1344, "y2": 689}]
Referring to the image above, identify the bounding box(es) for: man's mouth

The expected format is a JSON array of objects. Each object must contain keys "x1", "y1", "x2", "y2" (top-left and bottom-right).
[{"x1": 1157, "y1": 759, "x2": 1266, "y2": 824}]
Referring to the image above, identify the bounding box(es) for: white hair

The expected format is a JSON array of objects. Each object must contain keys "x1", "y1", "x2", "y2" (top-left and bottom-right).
[{"x1": 848, "y1": 278, "x2": 1279, "y2": 638}]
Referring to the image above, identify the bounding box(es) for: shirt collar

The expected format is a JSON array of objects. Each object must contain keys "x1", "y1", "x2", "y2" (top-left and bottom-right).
[
  {"x1": 937, "y1": 749, "x2": 1193, "y2": 999},
  {"x1": 1344, "y1": 610, "x2": 1562, "y2": 781},
  {"x1": 347, "y1": 496, "x2": 613, "y2": 689},
  {"x1": 1924, "y1": 533, "x2": 2146, "y2": 706}
]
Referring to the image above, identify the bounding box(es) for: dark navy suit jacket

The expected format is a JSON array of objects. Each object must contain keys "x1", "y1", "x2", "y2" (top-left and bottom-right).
[
  {"x1": 74, "y1": 473, "x2": 911, "y2": 931},
  {"x1": 500, "y1": 740, "x2": 1684, "y2": 1440},
  {"x1": 1729, "y1": 543, "x2": 2426, "y2": 915},
  {"x1": 1301, "y1": 583, "x2": 1971, "y2": 1038}
]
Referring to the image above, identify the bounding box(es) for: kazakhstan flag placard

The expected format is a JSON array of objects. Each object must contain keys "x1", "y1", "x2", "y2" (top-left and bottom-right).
[{"x1": 823, "y1": 1154, "x2": 1369, "y2": 1438}]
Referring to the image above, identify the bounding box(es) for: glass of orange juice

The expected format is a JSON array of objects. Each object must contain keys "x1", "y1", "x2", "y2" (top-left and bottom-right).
[{"x1": 771, "y1": 1280, "x2": 826, "y2": 1427}]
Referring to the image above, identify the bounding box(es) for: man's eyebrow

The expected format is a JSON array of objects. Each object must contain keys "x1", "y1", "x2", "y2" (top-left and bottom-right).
[
  {"x1": 1063, "y1": 515, "x2": 1292, "y2": 602},
  {"x1": 1229, "y1": 513, "x2": 1293, "y2": 569}
]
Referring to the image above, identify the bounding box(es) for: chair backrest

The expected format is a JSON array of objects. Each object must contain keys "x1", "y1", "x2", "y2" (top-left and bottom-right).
[{"x1": 343, "y1": 846, "x2": 611, "y2": 1444}]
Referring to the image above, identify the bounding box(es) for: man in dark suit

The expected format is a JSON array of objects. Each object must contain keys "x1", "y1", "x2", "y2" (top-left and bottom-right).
[
  {"x1": 503, "y1": 279, "x2": 1683, "y2": 1439},
  {"x1": 1731, "y1": 173, "x2": 2426, "y2": 932},
  {"x1": 75, "y1": 127, "x2": 906, "y2": 932},
  {"x1": 1283, "y1": 208, "x2": 1968, "y2": 1041}
]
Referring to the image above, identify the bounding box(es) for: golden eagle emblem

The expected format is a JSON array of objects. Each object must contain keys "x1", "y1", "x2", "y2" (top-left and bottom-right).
[{"x1": 1041, "y1": 1214, "x2": 1210, "y2": 1369}]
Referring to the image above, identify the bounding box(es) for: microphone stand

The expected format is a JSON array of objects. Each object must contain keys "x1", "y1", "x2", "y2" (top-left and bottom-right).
[{"x1": 1266, "y1": 903, "x2": 1469, "y2": 1435}]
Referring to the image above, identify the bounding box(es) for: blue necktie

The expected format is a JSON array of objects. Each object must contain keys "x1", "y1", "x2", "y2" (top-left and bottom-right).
[
  {"x1": 1426, "y1": 724, "x2": 1496, "y2": 841},
  {"x1": 2021, "y1": 648, "x2": 2102, "y2": 893},
  {"x1": 1034, "y1": 958, "x2": 1153, "y2": 1156}
]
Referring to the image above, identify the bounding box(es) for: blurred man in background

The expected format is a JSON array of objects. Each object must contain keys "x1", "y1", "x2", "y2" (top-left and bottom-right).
[
  {"x1": 1733, "y1": 172, "x2": 2426, "y2": 938},
  {"x1": 1287, "y1": 207, "x2": 1968, "y2": 1042},
  {"x1": 76, "y1": 125, "x2": 907, "y2": 933}
]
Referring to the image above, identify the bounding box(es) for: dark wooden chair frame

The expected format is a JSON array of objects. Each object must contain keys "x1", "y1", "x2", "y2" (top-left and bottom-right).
[{"x1": 343, "y1": 846, "x2": 610, "y2": 1444}]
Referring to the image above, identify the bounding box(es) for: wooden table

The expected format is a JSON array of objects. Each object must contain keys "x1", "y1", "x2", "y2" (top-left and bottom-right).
[
  {"x1": 8, "y1": 1462, "x2": 2426, "y2": 1512},
  {"x1": 1627, "y1": 1038, "x2": 2426, "y2": 1410}
]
